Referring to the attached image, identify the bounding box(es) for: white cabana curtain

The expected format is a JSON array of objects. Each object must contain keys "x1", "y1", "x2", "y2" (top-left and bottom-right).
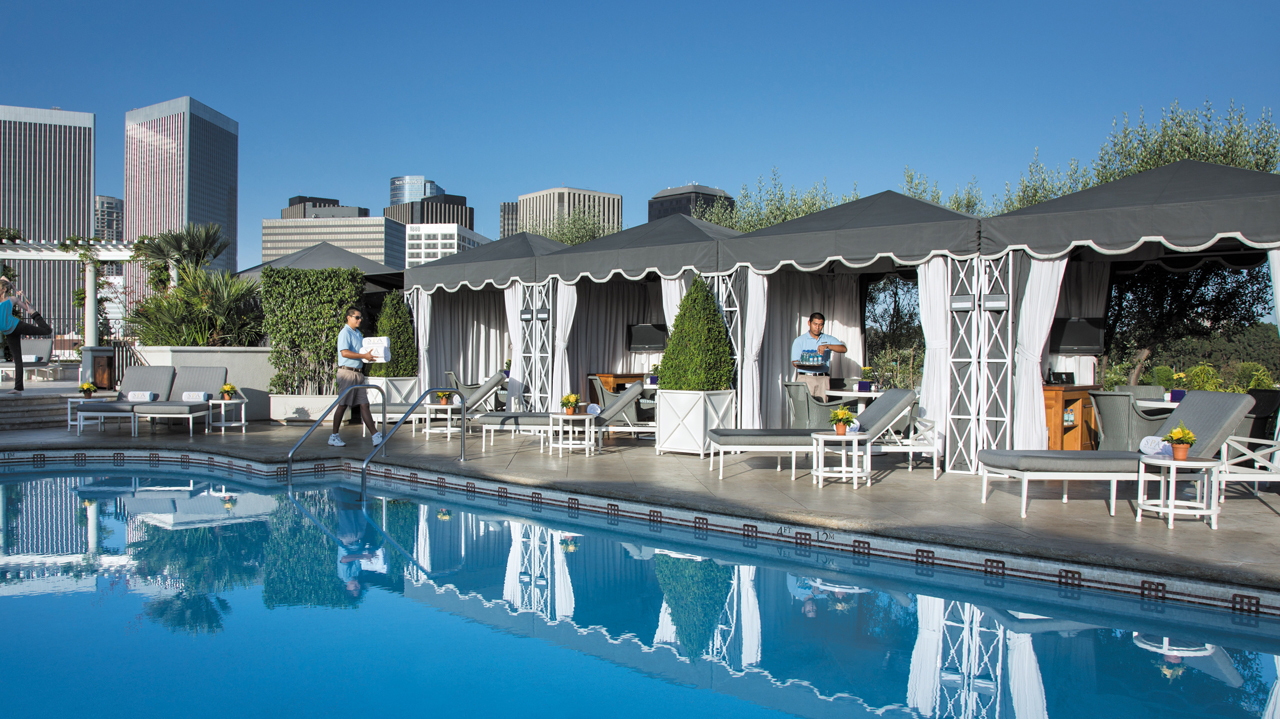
[
  {"x1": 1048, "y1": 260, "x2": 1111, "y2": 385},
  {"x1": 917, "y1": 257, "x2": 950, "y2": 423},
  {"x1": 426, "y1": 287, "x2": 509, "y2": 389},
  {"x1": 740, "y1": 271, "x2": 769, "y2": 429},
  {"x1": 1007, "y1": 632, "x2": 1049, "y2": 719},
  {"x1": 551, "y1": 531, "x2": 576, "y2": 622},
  {"x1": 1013, "y1": 258, "x2": 1068, "y2": 450},
  {"x1": 738, "y1": 565, "x2": 761, "y2": 667},
  {"x1": 760, "y1": 271, "x2": 864, "y2": 428},
  {"x1": 566, "y1": 279, "x2": 660, "y2": 401},
  {"x1": 551, "y1": 280, "x2": 578, "y2": 404},
  {"x1": 1270, "y1": 251, "x2": 1280, "y2": 339},
  {"x1": 502, "y1": 521, "x2": 524, "y2": 607},
  {"x1": 661, "y1": 276, "x2": 687, "y2": 329},
  {"x1": 907, "y1": 595, "x2": 945, "y2": 716},
  {"x1": 503, "y1": 284, "x2": 525, "y2": 411},
  {"x1": 411, "y1": 288, "x2": 432, "y2": 396}
]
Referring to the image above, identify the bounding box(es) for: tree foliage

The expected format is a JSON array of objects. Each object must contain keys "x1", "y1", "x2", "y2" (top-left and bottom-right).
[
  {"x1": 262, "y1": 493, "x2": 362, "y2": 610},
  {"x1": 656, "y1": 277, "x2": 735, "y2": 392},
  {"x1": 261, "y1": 266, "x2": 364, "y2": 394},
  {"x1": 694, "y1": 167, "x2": 856, "y2": 232},
  {"x1": 368, "y1": 293, "x2": 418, "y2": 378},
  {"x1": 653, "y1": 555, "x2": 733, "y2": 658},
  {"x1": 520, "y1": 208, "x2": 615, "y2": 246},
  {"x1": 134, "y1": 223, "x2": 231, "y2": 287},
  {"x1": 127, "y1": 263, "x2": 263, "y2": 347}
]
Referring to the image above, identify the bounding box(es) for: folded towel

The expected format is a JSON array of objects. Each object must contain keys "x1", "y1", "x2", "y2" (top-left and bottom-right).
[
  {"x1": 586, "y1": 403, "x2": 602, "y2": 415},
  {"x1": 1139, "y1": 436, "x2": 1172, "y2": 456},
  {"x1": 127, "y1": 391, "x2": 155, "y2": 402},
  {"x1": 182, "y1": 392, "x2": 209, "y2": 402},
  {"x1": 21, "y1": 355, "x2": 39, "y2": 363}
]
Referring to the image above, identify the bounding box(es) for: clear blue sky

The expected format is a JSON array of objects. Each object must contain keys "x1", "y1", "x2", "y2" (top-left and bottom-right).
[{"x1": 3, "y1": 0, "x2": 1278, "y2": 270}]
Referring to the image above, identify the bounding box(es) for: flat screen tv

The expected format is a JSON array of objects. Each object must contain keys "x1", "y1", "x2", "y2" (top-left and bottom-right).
[
  {"x1": 628, "y1": 324, "x2": 668, "y2": 352},
  {"x1": 1048, "y1": 317, "x2": 1105, "y2": 354}
]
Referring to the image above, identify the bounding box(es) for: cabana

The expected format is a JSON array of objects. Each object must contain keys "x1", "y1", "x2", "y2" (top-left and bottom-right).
[
  {"x1": 403, "y1": 232, "x2": 565, "y2": 399},
  {"x1": 963, "y1": 160, "x2": 1280, "y2": 473},
  {"x1": 237, "y1": 242, "x2": 403, "y2": 293}
]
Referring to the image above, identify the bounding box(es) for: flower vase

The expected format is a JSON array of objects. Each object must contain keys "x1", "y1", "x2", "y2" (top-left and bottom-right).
[
  {"x1": 439, "y1": 397, "x2": 449, "y2": 405},
  {"x1": 1172, "y1": 444, "x2": 1190, "y2": 461},
  {"x1": 82, "y1": 391, "x2": 92, "y2": 399},
  {"x1": 222, "y1": 393, "x2": 232, "y2": 401},
  {"x1": 565, "y1": 406, "x2": 575, "y2": 415},
  {"x1": 835, "y1": 423, "x2": 847, "y2": 436}
]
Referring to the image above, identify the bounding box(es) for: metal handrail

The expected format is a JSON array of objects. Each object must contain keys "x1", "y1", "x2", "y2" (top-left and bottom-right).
[
  {"x1": 285, "y1": 383, "x2": 387, "y2": 484},
  {"x1": 360, "y1": 386, "x2": 465, "y2": 493}
]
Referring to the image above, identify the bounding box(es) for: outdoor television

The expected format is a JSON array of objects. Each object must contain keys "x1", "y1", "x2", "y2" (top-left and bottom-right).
[
  {"x1": 1048, "y1": 317, "x2": 1105, "y2": 354},
  {"x1": 628, "y1": 324, "x2": 668, "y2": 352}
]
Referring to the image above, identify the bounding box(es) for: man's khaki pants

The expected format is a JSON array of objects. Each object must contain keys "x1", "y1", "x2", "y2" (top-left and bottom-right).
[{"x1": 799, "y1": 374, "x2": 830, "y2": 402}]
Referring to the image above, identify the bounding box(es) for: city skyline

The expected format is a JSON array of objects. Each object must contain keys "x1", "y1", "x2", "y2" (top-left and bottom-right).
[{"x1": 5, "y1": 1, "x2": 1277, "y2": 270}]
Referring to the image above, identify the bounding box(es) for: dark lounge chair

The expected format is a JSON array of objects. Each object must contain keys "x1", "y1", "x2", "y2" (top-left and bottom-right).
[{"x1": 133, "y1": 366, "x2": 227, "y2": 436}]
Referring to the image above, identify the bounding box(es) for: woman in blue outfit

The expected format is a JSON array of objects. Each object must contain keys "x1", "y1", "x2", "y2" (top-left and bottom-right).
[{"x1": 0, "y1": 277, "x2": 53, "y2": 394}]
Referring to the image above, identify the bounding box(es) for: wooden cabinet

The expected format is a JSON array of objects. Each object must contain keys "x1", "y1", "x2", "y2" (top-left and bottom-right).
[{"x1": 1043, "y1": 384, "x2": 1100, "y2": 451}]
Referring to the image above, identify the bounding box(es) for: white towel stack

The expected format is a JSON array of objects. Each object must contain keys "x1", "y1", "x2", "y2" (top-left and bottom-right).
[
  {"x1": 1139, "y1": 436, "x2": 1172, "y2": 456},
  {"x1": 361, "y1": 336, "x2": 391, "y2": 363},
  {"x1": 182, "y1": 392, "x2": 210, "y2": 402}
]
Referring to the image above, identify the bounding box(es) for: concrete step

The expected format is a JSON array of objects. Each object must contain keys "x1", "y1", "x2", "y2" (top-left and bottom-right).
[{"x1": 0, "y1": 418, "x2": 65, "y2": 431}]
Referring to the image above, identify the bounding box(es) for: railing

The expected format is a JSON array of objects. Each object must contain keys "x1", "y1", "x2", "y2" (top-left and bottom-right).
[
  {"x1": 360, "y1": 387, "x2": 465, "y2": 494},
  {"x1": 285, "y1": 384, "x2": 387, "y2": 484}
]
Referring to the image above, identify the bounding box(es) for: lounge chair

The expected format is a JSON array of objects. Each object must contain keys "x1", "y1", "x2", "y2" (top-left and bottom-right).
[
  {"x1": 978, "y1": 390, "x2": 1255, "y2": 518},
  {"x1": 706, "y1": 389, "x2": 920, "y2": 482},
  {"x1": 76, "y1": 365, "x2": 177, "y2": 436},
  {"x1": 473, "y1": 381, "x2": 647, "y2": 452},
  {"x1": 1089, "y1": 391, "x2": 1167, "y2": 451},
  {"x1": 133, "y1": 366, "x2": 227, "y2": 436},
  {"x1": 0, "y1": 337, "x2": 54, "y2": 383},
  {"x1": 382, "y1": 371, "x2": 505, "y2": 436},
  {"x1": 783, "y1": 381, "x2": 858, "y2": 428}
]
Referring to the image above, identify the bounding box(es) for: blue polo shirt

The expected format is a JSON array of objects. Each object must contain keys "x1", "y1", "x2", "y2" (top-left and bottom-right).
[
  {"x1": 791, "y1": 332, "x2": 842, "y2": 374},
  {"x1": 337, "y1": 325, "x2": 364, "y2": 369}
]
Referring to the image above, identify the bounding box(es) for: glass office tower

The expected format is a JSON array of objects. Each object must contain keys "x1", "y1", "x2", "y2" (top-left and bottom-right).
[
  {"x1": 390, "y1": 175, "x2": 444, "y2": 206},
  {"x1": 0, "y1": 105, "x2": 95, "y2": 244}
]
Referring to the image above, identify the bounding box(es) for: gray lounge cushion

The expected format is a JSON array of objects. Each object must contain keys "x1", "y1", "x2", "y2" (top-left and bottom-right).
[
  {"x1": 166, "y1": 366, "x2": 227, "y2": 400},
  {"x1": 473, "y1": 412, "x2": 557, "y2": 428},
  {"x1": 78, "y1": 400, "x2": 138, "y2": 413},
  {"x1": 979, "y1": 449, "x2": 1143, "y2": 473},
  {"x1": 135, "y1": 401, "x2": 211, "y2": 415},
  {"x1": 465, "y1": 371, "x2": 506, "y2": 411},
  {"x1": 1155, "y1": 390, "x2": 1255, "y2": 458},
  {"x1": 708, "y1": 429, "x2": 816, "y2": 447},
  {"x1": 856, "y1": 389, "x2": 917, "y2": 438},
  {"x1": 116, "y1": 365, "x2": 176, "y2": 401}
]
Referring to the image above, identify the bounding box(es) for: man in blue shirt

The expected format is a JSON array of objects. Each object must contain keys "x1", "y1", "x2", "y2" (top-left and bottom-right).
[
  {"x1": 791, "y1": 312, "x2": 847, "y2": 400},
  {"x1": 329, "y1": 307, "x2": 382, "y2": 447}
]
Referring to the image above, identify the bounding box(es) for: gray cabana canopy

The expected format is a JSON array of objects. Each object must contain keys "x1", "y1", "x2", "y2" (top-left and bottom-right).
[
  {"x1": 717, "y1": 191, "x2": 980, "y2": 273},
  {"x1": 404, "y1": 232, "x2": 564, "y2": 292},
  {"x1": 237, "y1": 242, "x2": 403, "y2": 291},
  {"x1": 980, "y1": 160, "x2": 1280, "y2": 258},
  {"x1": 536, "y1": 213, "x2": 739, "y2": 283}
]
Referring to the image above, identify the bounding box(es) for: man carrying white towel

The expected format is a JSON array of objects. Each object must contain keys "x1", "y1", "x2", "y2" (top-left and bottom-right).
[{"x1": 329, "y1": 307, "x2": 383, "y2": 448}]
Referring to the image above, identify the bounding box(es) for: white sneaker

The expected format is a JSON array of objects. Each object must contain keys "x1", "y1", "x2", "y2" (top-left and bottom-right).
[
  {"x1": 328, "y1": 433, "x2": 346, "y2": 447},
  {"x1": 372, "y1": 431, "x2": 384, "y2": 446}
]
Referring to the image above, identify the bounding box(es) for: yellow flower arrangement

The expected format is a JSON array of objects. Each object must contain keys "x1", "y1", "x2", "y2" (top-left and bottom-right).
[
  {"x1": 221, "y1": 383, "x2": 237, "y2": 394},
  {"x1": 560, "y1": 393, "x2": 580, "y2": 409},
  {"x1": 436, "y1": 508, "x2": 452, "y2": 521},
  {"x1": 829, "y1": 406, "x2": 856, "y2": 427},
  {"x1": 78, "y1": 382, "x2": 96, "y2": 393},
  {"x1": 1163, "y1": 421, "x2": 1196, "y2": 446}
]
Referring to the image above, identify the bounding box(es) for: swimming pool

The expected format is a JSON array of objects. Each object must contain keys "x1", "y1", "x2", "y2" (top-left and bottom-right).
[{"x1": 3, "y1": 471, "x2": 1278, "y2": 718}]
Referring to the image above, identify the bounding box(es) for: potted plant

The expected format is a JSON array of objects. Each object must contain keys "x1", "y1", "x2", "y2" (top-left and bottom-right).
[
  {"x1": 436, "y1": 391, "x2": 452, "y2": 405},
  {"x1": 79, "y1": 382, "x2": 96, "y2": 399},
  {"x1": 436, "y1": 508, "x2": 451, "y2": 521},
  {"x1": 220, "y1": 383, "x2": 237, "y2": 401},
  {"x1": 559, "y1": 537, "x2": 578, "y2": 553},
  {"x1": 561, "y1": 393, "x2": 580, "y2": 415},
  {"x1": 656, "y1": 277, "x2": 736, "y2": 456},
  {"x1": 504, "y1": 359, "x2": 511, "y2": 378},
  {"x1": 1164, "y1": 421, "x2": 1196, "y2": 461},
  {"x1": 858, "y1": 366, "x2": 873, "y2": 392},
  {"x1": 830, "y1": 406, "x2": 857, "y2": 436}
]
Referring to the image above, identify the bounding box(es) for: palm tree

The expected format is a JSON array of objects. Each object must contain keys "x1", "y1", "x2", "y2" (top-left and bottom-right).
[{"x1": 134, "y1": 223, "x2": 231, "y2": 287}]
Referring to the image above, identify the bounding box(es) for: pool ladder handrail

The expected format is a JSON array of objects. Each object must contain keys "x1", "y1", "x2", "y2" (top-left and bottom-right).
[
  {"x1": 360, "y1": 386, "x2": 466, "y2": 493},
  {"x1": 285, "y1": 383, "x2": 387, "y2": 484}
]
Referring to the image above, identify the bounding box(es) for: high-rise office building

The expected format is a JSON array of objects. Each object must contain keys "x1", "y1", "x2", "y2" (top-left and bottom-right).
[
  {"x1": 0, "y1": 105, "x2": 95, "y2": 244},
  {"x1": 125, "y1": 96, "x2": 238, "y2": 272},
  {"x1": 649, "y1": 184, "x2": 734, "y2": 222},
  {"x1": 518, "y1": 187, "x2": 622, "y2": 234},
  {"x1": 384, "y1": 194, "x2": 474, "y2": 230},
  {"x1": 500, "y1": 202, "x2": 519, "y2": 239},
  {"x1": 404, "y1": 223, "x2": 491, "y2": 267},
  {"x1": 390, "y1": 176, "x2": 444, "y2": 207},
  {"x1": 94, "y1": 195, "x2": 124, "y2": 241},
  {"x1": 261, "y1": 216, "x2": 406, "y2": 268},
  {"x1": 281, "y1": 195, "x2": 368, "y2": 219}
]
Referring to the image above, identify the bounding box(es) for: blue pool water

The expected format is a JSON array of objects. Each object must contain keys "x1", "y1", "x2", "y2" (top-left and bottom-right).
[{"x1": 3, "y1": 473, "x2": 1280, "y2": 718}]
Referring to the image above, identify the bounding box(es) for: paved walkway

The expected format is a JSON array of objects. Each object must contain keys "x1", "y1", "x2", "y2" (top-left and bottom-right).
[{"x1": 6, "y1": 421, "x2": 1280, "y2": 590}]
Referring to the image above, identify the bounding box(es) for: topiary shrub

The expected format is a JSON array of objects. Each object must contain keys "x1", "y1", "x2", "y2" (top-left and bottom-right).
[
  {"x1": 262, "y1": 266, "x2": 364, "y2": 395},
  {"x1": 657, "y1": 276, "x2": 734, "y2": 391},
  {"x1": 653, "y1": 555, "x2": 733, "y2": 658},
  {"x1": 368, "y1": 293, "x2": 418, "y2": 378},
  {"x1": 1185, "y1": 363, "x2": 1223, "y2": 392}
]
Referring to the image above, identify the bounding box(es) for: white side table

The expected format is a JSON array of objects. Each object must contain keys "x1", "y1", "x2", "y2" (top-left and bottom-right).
[
  {"x1": 210, "y1": 398, "x2": 247, "y2": 435},
  {"x1": 811, "y1": 431, "x2": 868, "y2": 488},
  {"x1": 67, "y1": 396, "x2": 97, "y2": 431},
  {"x1": 424, "y1": 403, "x2": 462, "y2": 440},
  {"x1": 550, "y1": 413, "x2": 593, "y2": 457},
  {"x1": 1137, "y1": 455, "x2": 1222, "y2": 529}
]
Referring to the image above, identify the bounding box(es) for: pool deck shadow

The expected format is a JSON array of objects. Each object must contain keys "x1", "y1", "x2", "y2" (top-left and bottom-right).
[{"x1": 8, "y1": 420, "x2": 1280, "y2": 591}]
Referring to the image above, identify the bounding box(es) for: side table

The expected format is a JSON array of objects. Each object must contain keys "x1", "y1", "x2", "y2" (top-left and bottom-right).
[
  {"x1": 210, "y1": 398, "x2": 248, "y2": 435},
  {"x1": 423, "y1": 403, "x2": 462, "y2": 440},
  {"x1": 550, "y1": 413, "x2": 593, "y2": 457},
  {"x1": 1137, "y1": 455, "x2": 1222, "y2": 529},
  {"x1": 811, "y1": 431, "x2": 868, "y2": 488},
  {"x1": 67, "y1": 396, "x2": 96, "y2": 431}
]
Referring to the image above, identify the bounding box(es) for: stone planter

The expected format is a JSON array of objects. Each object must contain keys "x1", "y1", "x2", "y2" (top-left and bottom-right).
[
  {"x1": 270, "y1": 394, "x2": 339, "y2": 424},
  {"x1": 366, "y1": 376, "x2": 419, "y2": 405},
  {"x1": 136, "y1": 346, "x2": 275, "y2": 421},
  {"x1": 655, "y1": 389, "x2": 736, "y2": 457}
]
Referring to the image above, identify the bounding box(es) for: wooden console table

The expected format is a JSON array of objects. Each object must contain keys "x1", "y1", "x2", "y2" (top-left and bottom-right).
[
  {"x1": 588, "y1": 373, "x2": 646, "y2": 405},
  {"x1": 1043, "y1": 384, "x2": 1100, "y2": 451}
]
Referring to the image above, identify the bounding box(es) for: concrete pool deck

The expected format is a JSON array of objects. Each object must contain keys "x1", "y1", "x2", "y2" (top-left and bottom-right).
[{"x1": 6, "y1": 419, "x2": 1280, "y2": 592}]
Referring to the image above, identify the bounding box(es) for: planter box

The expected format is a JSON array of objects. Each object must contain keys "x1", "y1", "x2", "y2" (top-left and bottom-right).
[
  {"x1": 270, "y1": 394, "x2": 338, "y2": 424},
  {"x1": 136, "y1": 346, "x2": 276, "y2": 421},
  {"x1": 655, "y1": 389, "x2": 736, "y2": 457},
  {"x1": 366, "y1": 377, "x2": 419, "y2": 405}
]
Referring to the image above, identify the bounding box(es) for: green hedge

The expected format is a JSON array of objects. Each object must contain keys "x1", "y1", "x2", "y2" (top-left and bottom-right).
[
  {"x1": 657, "y1": 277, "x2": 735, "y2": 392},
  {"x1": 653, "y1": 555, "x2": 734, "y2": 658},
  {"x1": 368, "y1": 293, "x2": 418, "y2": 378},
  {"x1": 262, "y1": 266, "x2": 364, "y2": 394}
]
